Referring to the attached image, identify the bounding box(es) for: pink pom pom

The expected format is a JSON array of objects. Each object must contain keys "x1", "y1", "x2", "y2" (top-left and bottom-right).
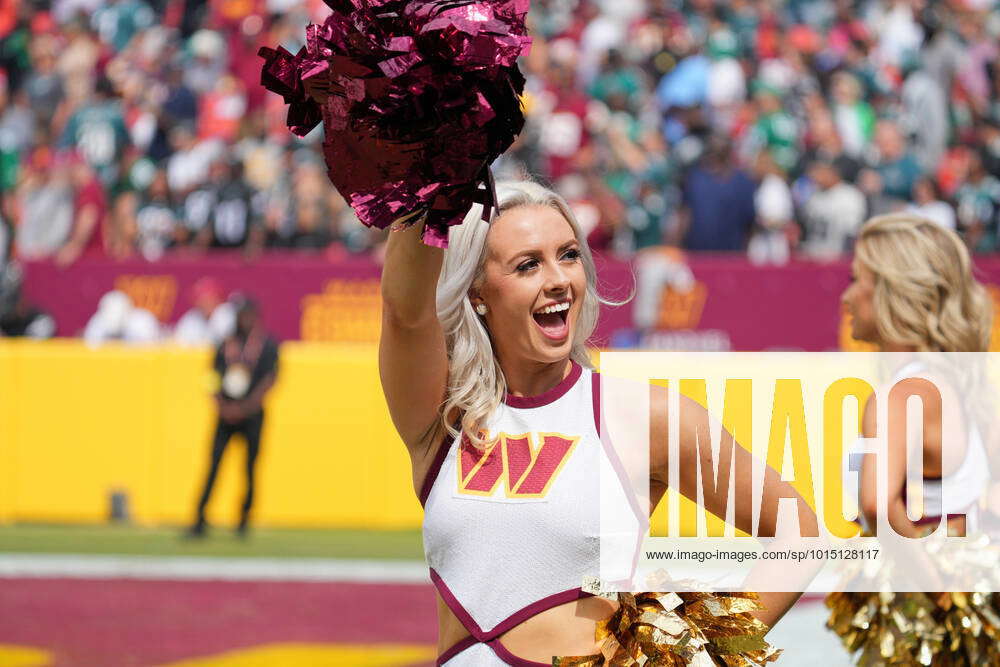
[{"x1": 259, "y1": 0, "x2": 531, "y2": 247}]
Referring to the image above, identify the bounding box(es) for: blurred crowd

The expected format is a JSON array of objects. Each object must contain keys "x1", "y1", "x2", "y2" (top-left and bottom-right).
[
  {"x1": 499, "y1": 0, "x2": 1000, "y2": 262},
  {"x1": 0, "y1": 0, "x2": 378, "y2": 270},
  {"x1": 0, "y1": 0, "x2": 998, "y2": 270}
]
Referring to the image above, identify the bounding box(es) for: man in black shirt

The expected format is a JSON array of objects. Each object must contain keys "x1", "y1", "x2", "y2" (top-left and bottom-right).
[
  {"x1": 192, "y1": 160, "x2": 265, "y2": 255},
  {"x1": 187, "y1": 297, "x2": 278, "y2": 538}
]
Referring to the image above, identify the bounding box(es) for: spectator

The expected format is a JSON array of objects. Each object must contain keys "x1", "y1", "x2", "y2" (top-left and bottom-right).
[
  {"x1": 871, "y1": 0, "x2": 924, "y2": 69},
  {"x1": 173, "y1": 277, "x2": 236, "y2": 345},
  {"x1": 23, "y1": 34, "x2": 63, "y2": 129},
  {"x1": 749, "y1": 151, "x2": 793, "y2": 266},
  {"x1": 198, "y1": 74, "x2": 246, "y2": 143},
  {"x1": 83, "y1": 290, "x2": 162, "y2": 345},
  {"x1": 166, "y1": 123, "x2": 222, "y2": 196},
  {"x1": 587, "y1": 48, "x2": 642, "y2": 111},
  {"x1": 901, "y1": 54, "x2": 948, "y2": 173},
  {"x1": 802, "y1": 112, "x2": 861, "y2": 183},
  {"x1": 0, "y1": 261, "x2": 54, "y2": 340},
  {"x1": 184, "y1": 29, "x2": 226, "y2": 96},
  {"x1": 0, "y1": 81, "x2": 33, "y2": 195},
  {"x1": 954, "y1": 10, "x2": 997, "y2": 117},
  {"x1": 676, "y1": 136, "x2": 756, "y2": 252},
  {"x1": 909, "y1": 176, "x2": 956, "y2": 231},
  {"x1": 193, "y1": 158, "x2": 263, "y2": 253},
  {"x1": 535, "y1": 53, "x2": 593, "y2": 181},
  {"x1": 14, "y1": 150, "x2": 75, "y2": 260},
  {"x1": 0, "y1": 208, "x2": 11, "y2": 281},
  {"x1": 830, "y1": 71, "x2": 874, "y2": 159},
  {"x1": 870, "y1": 119, "x2": 923, "y2": 203},
  {"x1": 125, "y1": 168, "x2": 178, "y2": 260},
  {"x1": 0, "y1": 271, "x2": 56, "y2": 339},
  {"x1": 802, "y1": 158, "x2": 866, "y2": 260},
  {"x1": 748, "y1": 81, "x2": 799, "y2": 174},
  {"x1": 979, "y1": 121, "x2": 1000, "y2": 180},
  {"x1": 59, "y1": 76, "x2": 131, "y2": 186},
  {"x1": 235, "y1": 111, "x2": 282, "y2": 194},
  {"x1": 55, "y1": 20, "x2": 104, "y2": 104},
  {"x1": 956, "y1": 151, "x2": 1000, "y2": 253},
  {"x1": 55, "y1": 157, "x2": 109, "y2": 266},
  {"x1": 147, "y1": 64, "x2": 199, "y2": 162},
  {"x1": 91, "y1": 0, "x2": 156, "y2": 54}
]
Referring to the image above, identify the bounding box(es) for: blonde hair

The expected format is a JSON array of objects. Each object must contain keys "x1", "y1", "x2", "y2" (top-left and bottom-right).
[
  {"x1": 855, "y1": 213, "x2": 993, "y2": 352},
  {"x1": 436, "y1": 180, "x2": 617, "y2": 446}
]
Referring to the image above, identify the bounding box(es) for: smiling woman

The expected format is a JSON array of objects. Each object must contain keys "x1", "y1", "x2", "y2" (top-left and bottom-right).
[
  {"x1": 434, "y1": 183, "x2": 608, "y2": 450},
  {"x1": 378, "y1": 179, "x2": 795, "y2": 666}
]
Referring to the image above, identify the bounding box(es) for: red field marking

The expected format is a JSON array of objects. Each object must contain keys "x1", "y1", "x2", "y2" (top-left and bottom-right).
[{"x1": 0, "y1": 579, "x2": 438, "y2": 667}]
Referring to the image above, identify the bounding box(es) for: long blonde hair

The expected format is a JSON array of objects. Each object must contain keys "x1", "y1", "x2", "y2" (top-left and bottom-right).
[
  {"x1": 855, "y1": 213, "x2": 993, "y2": 352},
  {"x1": 436, "y1": 180, "x2": 615, "y2": 446}
]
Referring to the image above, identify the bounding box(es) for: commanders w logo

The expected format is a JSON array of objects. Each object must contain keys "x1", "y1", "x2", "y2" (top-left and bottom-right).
[{"x1": 457, "y1": 431, "x2": 580, "y2": 499}]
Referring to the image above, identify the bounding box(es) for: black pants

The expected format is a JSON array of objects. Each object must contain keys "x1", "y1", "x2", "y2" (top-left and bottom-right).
[{"x1": 194, "y1": 412, "x2": 263, "y2": 528}]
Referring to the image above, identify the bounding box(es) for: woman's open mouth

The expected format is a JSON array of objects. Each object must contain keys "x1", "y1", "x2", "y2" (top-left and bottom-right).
[{"x1": 532, "y1": 301, "x2": 570, "y2": 341}]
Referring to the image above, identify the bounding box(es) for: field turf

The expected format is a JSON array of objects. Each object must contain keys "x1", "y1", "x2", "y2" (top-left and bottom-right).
[{"x1": 0, "y1": 523, "x2": 424, "y2": 560}]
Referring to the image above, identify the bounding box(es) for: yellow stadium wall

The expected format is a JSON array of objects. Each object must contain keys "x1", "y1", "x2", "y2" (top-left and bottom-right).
[{"x1": 0, "y1": 340, "x2": 423, "y2": 529}]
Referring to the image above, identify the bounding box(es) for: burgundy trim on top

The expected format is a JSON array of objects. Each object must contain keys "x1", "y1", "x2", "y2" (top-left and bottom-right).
[
  {"x1": 436, "y1": 635, "x2": 478, "y2": 666},
  {"x1": 486, "y1": 638, "x2": 555, "y2": 667},
  {"x1": 431, "y1": 566, "x2": 594, "y2": 666},
  {"x1": 418, "y1": 419, "x2": 462, "y2": 507},
  {"x1": 504, "y1": 361, "x2": 582, "y2": 408},
  {"x1": 418, "y1": 436, "x2": 452, "y2": 507},
  {"x1": 429, "y1": 567, "x2": 593, "y2": 642},
  {"x1": 430, "y1": 568, "x2": 485, "y2": 638},
  {"x1": 486, "y1": 586, "x2": 593, "y2": 638}
]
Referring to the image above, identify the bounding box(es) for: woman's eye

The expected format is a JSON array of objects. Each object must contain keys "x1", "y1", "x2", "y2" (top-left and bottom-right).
[
  {"x1": 516, "y1": 259, "x2": 538, "y2": 272},
  {"x1": 562, "y1": 248, "x2": 581, "y2": 261}
]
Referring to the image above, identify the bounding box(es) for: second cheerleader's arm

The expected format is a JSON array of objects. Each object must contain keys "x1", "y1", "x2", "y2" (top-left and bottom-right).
[
  {"x1": 648, "y1": 384, "x2": 822, "y2": 631},
  {"x1": 378, "y1": 213, "x2": 451, "y2": 475}
]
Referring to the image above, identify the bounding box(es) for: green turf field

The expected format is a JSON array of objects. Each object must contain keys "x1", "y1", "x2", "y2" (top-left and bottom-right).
[{"x1": 0, "y1": 523, "x2": 424, "y2": 559}]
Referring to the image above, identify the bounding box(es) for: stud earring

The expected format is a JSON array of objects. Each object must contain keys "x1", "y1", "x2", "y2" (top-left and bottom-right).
[{"x1": 475, "y1": 303, "x2": 488, "y2": 316}]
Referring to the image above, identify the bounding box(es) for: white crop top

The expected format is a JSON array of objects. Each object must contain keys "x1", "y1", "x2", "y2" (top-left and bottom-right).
[{"x1": 420, "y1": 362, "x2": 641, "y2": 666}]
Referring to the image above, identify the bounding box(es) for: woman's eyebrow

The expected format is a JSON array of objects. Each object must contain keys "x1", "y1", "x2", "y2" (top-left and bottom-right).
[
  {"x1": 504, "y1": 240, "x2": 578, "y2": 264},
  {"x1": 505, "y1": 248, "x2": 541, "y2": 263}
]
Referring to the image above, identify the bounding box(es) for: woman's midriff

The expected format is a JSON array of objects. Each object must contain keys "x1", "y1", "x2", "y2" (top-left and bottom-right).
[{"x1": 436, "y1": 593, "x2": 619, "y2": 661}]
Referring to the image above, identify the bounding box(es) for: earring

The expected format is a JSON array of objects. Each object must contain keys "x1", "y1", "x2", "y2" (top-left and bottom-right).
[{"x1": 475, "y1": 303, "x2": 488, "y2": 316}]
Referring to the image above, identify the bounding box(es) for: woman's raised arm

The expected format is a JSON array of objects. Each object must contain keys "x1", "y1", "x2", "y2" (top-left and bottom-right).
[
  {"x1": 649, "y1": 385, "x2": 819, "y2": 629},
  {"x1": 378, "y1": 216, "x2": 450, "y2": 457}
]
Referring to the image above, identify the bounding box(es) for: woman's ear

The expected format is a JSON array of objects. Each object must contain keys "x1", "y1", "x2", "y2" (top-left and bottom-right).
[
  {"x1": 468, "y1": 286, "x2": 482, "y2": 308},
  {"x1": 468, "y1": 287, "x2": 488, "y2": 316}
]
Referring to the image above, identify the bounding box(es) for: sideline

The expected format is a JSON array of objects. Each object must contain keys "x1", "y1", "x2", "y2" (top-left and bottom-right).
[{"x1": 0, "y1": 554, "x2": 430, "y2": 583}]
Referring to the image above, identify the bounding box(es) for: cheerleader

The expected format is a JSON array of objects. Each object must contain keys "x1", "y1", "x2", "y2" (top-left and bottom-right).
[
  {"x1": 828, "y1": 213, "x2": 998, "y2": 665},
  {"x1": 379, "y1": 181, "x2": 808, "y2": 665},
  {"x1": 258, "y1": 2, "x2": 810, "y2": 660}
]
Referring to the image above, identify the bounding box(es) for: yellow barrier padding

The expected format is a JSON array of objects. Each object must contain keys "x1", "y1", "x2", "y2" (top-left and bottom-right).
[
  {"x1": 0, "y1": 645, "x2": 52, "y2": 667},
  {"x1": 156, "y1": 643, "x2": 435, "y2": 667},
  {"x1": 0, "y1": 340, "x2": 421, "y2": 529}
]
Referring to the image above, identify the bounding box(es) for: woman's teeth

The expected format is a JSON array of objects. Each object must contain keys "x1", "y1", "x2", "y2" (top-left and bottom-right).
[{"x1": 536, "y1": 302, "x2": 570, "y2": 315}]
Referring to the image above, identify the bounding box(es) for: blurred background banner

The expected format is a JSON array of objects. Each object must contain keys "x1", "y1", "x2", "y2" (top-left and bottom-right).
[
  {"x1": 0, "y1": 340, "x2": 421, "y2": 529},
  {"x1": 26, "y1": 252, "x2": 1000, "y2": 351}
]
